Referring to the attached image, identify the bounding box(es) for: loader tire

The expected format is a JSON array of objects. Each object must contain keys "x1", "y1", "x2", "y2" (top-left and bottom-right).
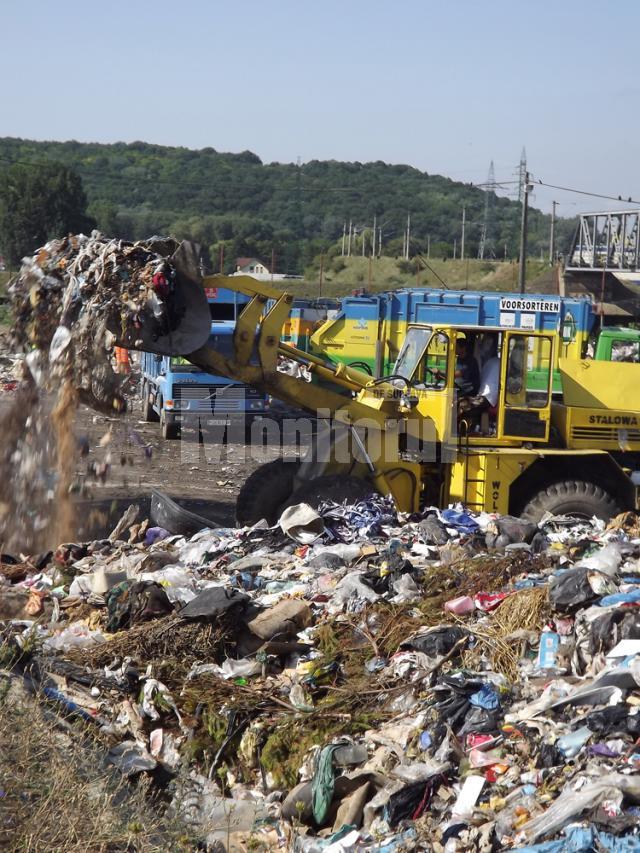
[
  {"x1": 521, "y1": 480, "x2": 621, "y2": 523},
  {"x1": 235, "y1": 459, "x2": 299, "y2": 526},
  {"x1": 283, "y1": 475, "x2": 377, "y2": 513}
]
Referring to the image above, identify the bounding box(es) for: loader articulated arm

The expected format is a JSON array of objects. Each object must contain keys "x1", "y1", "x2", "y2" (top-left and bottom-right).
[{"x1": 186, "y1": 275, "x2": 390, "y2": 423}]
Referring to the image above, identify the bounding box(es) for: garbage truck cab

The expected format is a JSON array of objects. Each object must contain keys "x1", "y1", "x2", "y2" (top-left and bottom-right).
[
  {"x1": 593, "y1": 327, "x2": 640, "y2": 363},
  {"x1": 139, "y1": 285, "x2": 269, "y2": 439}
]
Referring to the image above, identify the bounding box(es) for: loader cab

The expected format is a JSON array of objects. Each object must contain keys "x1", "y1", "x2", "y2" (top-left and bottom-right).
[{"x1": 392, "y1": 325, "x2": 556, "y2": 446}]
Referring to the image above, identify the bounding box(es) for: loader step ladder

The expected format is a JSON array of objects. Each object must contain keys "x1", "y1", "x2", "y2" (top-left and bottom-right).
[{"x1": 461, "y1": 422, "x2": 485, "y2": 510}]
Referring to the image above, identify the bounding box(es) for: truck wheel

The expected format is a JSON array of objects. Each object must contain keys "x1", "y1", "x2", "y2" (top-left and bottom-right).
[
  {"x1": 283, "y1": 475, "x2": 377, "y2": 512},
  {"x1": 142, "y1": 382, "x2": 159, "y2": 422},
  {"x1": 521, "y1": 481, "x2": 621, "y2": 523},
  {"x1": 160, "y1": 408, "x2": 179, "y2": 440},
  {"x1": 235, "y1": 459, "x2": 299, "y2": 526}
]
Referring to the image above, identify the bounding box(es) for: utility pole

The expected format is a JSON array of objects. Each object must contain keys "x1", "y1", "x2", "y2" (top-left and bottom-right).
[
  {"x1": 427, "y1": 234, "x2": 431, "y2": 259},
  {"x1": 319, "y1": 254, "x2": 324, "y2": 298},
  {"x1": 347, "y1": 220, "x2": 352, "y2": 257},
  {"x1": 517, "y1": 148, "x2": 527, "y2": 204},
  {"x1": 461, "y1": 206, "x2": 466, "y2": 261},
  {"x1": 453, "y1": 238, "x2": 457, "y2": 260},
  {"x1": 549, "y1": 200, "x2": 557, "y2": 265},
  {"x1": 378, "y1": 226, "x2": 382, "y2": 257},
  {"x1": 362, "y1": 227, "x2": 366, "y2": 257},
  {"x1": 518, "y1": 170, "x2": 531, "y2": 294},
  {"x1": 405, "y1": 213, "x2": 411, "y2": 260},
  {"x1": 372, "y1": 215, "x2": 376, "y2": 258},
  {"x1": 341, "y1": 222, "x2": 346, "y2": 256}
]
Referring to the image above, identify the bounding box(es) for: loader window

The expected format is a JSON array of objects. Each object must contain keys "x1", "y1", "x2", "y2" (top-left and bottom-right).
[
  {"x1": 505, "y1": 335, "x2": 551, "y2": 408},
  {"x1": 393, "y1": 327, "x2": 431, "y2": 381},
  {"x1": 418, "y1": 331, "x2": 448, "y2": 390}
]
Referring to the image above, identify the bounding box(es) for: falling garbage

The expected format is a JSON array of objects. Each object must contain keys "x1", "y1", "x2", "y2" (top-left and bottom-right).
[
  {"x1": 10, "y1": 231, "x2": 210, "y2": 413},
  {"x1": 0, "y1": 233, "x2": 210, "y2": 552}
]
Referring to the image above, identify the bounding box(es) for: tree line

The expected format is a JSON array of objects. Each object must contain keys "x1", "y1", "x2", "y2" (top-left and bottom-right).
[{"x1": 0, "y1": 137, "x2": 576, "y2": 273}]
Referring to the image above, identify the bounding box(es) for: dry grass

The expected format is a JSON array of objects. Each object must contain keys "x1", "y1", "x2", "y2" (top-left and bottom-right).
[
  {"x1": 288, "y1": 256, "x2": 549, "y2": 299},
  {"x1": 461, "y1": 586, "x2": 549, "y2": 678},
  {"x1": 0, "y1": 672, "x2": 194, "y2": 852},
  {"x1": 65, "y1": 614, "x2": 233, "y2": 692}
]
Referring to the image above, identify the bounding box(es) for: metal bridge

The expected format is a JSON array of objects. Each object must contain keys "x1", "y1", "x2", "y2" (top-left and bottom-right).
[{"x1": 566, "y1": 210, "x2": 640, "y2": 273}]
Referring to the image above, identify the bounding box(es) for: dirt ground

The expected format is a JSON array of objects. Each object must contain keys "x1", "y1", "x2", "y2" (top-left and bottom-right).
[{"x1": 0, "y1": 378, "x2": 311, "y2": 545}]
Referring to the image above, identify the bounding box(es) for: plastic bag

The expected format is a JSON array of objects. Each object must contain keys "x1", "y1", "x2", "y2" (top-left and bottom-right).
[
  {"x1": 549, "y1": 567, "x2": 604, "y2": 611},
  {"x1": 521, "y1": 773, "x2": 640, "y2": 842},
  {"x1": 44, "y1": 624, "x2": 106, "y2": 651},
  {"x1": 576, "y1": 543, "x2": 623, "y2": 577}
]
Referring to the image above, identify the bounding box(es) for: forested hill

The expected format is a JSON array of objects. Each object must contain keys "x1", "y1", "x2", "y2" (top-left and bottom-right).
[{"x1": 0, "y1": 137, "x2": 573, "y2": 274}]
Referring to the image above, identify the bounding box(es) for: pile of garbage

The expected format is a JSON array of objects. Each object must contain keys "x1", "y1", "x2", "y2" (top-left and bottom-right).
[{"x1": 4, "y1": 498, "x2": 640, "y2": 851}]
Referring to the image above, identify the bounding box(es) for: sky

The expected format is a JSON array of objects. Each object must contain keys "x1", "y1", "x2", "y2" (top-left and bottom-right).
[{"x1": 3, "y1": 0, "x2": 639, "y2": 216}]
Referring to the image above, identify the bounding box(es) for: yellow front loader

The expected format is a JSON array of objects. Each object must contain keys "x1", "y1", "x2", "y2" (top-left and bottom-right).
[{"x1": 136, "y1": 272, "x2": 640, "y2": 525}]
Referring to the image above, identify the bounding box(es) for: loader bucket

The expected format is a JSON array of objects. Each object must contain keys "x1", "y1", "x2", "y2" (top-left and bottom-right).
[{"x1": 123, "y1": 240, "x2": 212, "y2": 357}]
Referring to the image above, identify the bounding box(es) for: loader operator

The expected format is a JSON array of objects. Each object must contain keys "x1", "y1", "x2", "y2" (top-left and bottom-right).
[{"x1": 454, "y1": 337, "x2": 480, "y2": 397}]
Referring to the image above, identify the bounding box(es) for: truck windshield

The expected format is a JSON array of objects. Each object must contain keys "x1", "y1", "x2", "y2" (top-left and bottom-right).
[
  {"x1": 393, "y1": 327, "x2": 432, "y2": 380},
  {"x1": 611, "y1": 339, "x2": 640, "y2": 362},
  {"x1": 209, "y1": 333, "x2": 235, "y2": 357},
  {"x1": 169, "y1": 332, "x2": 236, "y2": 370}
]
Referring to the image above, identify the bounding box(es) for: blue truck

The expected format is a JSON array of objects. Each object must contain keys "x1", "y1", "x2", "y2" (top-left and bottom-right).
[{"x1": 139, "y1": 285, "x2": 270, "y2": 439}]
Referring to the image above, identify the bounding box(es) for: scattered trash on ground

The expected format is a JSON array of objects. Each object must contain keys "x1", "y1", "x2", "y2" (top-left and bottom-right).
[{"x1": 4, "y1": 496, "x2": 640, "y2": 850}]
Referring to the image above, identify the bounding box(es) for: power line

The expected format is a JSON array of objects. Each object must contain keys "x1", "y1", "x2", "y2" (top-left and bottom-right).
[
  {"x1": 5, "y1": 151, "x2": 639, "y2": 214},
  {"x1": 0, "y1": 154, "x2": 520, "y2": 196},
  {"x1": 532, "y1": 177, "x2": 640, "y2": 206}
]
